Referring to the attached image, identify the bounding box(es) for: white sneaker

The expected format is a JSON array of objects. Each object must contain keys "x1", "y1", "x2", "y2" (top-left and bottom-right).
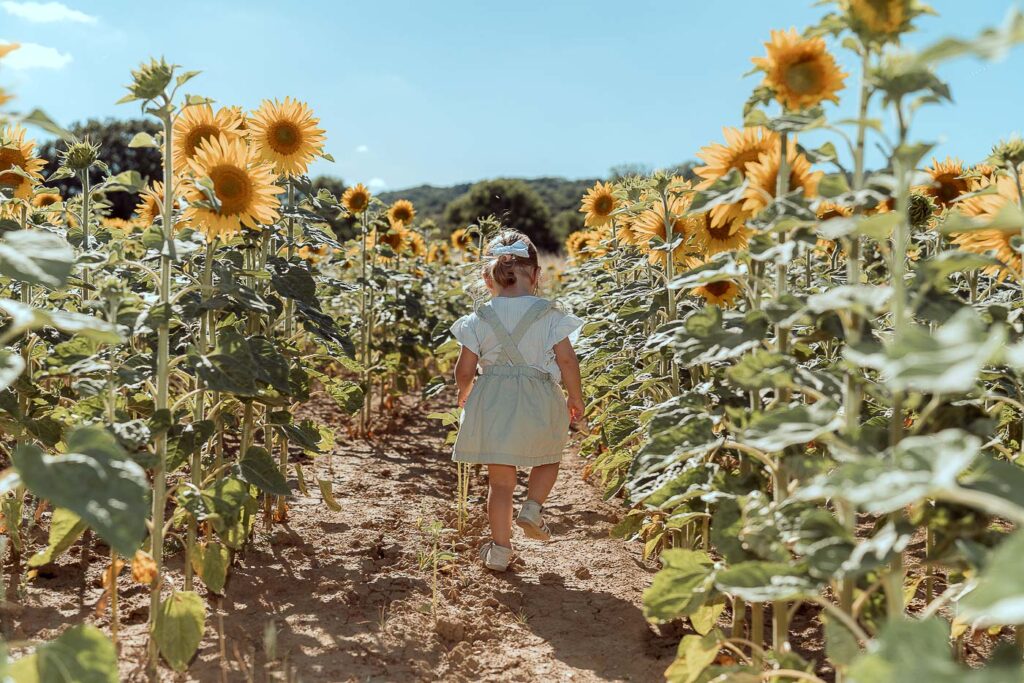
[
  {"x1": 516, "y1": 500, "x2": 551, "y2": 541},
  {"x1": 479, "y1": 541, "x2": 512, "y2": 571}
]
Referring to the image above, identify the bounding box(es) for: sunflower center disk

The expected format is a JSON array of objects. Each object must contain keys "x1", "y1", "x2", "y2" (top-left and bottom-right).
[
  {"x1": 783, "y1": 59, "x2": 821, "y2": 95},
  {"x1": 0, "y1": 149, "x2": 26, "y2": 188},
  {"x1": 705, "y1": 281, "x2": 732, "y2": 297},
  {"x1": 270, "y1": 123, "x2": 301, "y2": 155},
  {"x1": 187, "y1": 125, "x2": 220, "y2": 156},
  {"x1": 211, "y1": 165, "x2": 254, "y2": 215},
  {"x1": 594, "y1": 195, "x2": 614, "y2": 214}
]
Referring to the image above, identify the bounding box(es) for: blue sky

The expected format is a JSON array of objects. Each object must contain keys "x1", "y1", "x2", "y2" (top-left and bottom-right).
[{"x1": 1, "y1": 1, "x2": 1022, "y2": 191}]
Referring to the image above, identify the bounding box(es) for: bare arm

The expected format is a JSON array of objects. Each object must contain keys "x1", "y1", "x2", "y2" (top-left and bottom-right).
[
  {"x1": 553, "y1": 338, "x2": 584, "y2": 422},
  {"x1": 454, "y1": 346, "x2": 479, "y2": 407}
]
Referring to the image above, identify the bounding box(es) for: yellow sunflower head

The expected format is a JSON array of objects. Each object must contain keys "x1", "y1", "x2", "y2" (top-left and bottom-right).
[
  {"x1": 692, "y1": 280, "x2": 741, "y2": 308},
  {"x1": 920, "y1": 157, "x2": 968, "y2": 208},
  {"x1": 751, "y1": 28, "x2": 847, "y2": 112},
  {"x1": 815, "y1": 200, "x2": 853, "y2": 253},
  {"x1": 184, "y1": 133, "x2": 282, "y2": 243},
  {"x1": 297, "y1": 244, "x2": 331, "y2": 264},
  {"x1": 692, "y1": 211, "x2": 750, "y2": 257},
  {"x1": 172, "y1": 104, "x2": 244, "y2": 171},
  {"x1": 845, "y1": 0, "x2": 920, "y2": 43},
  {"x1": 632, "y1": 191, "x2": 701, "y2": 268},
  {"x1": 134, "y1": 181, "x2": 182, "y2": 226},
  {"x1": 952, "y1": 173, "x2": 1024, "y2": 280},
  {"x1": 0, "y1": 125, "x2": 46, "y2": 200},
  {"x1": 32, "y1": 190, "x2": 61, "y2": 209},
  {"x1": 379, "y1": 224, "x2": 407, "y2": 252},
  {"x1": 450, "y1": 227, "x2": 475, "y2": 251},
  {"x1": 247, "y1": 97, "x2": 326, "y2": 177},
  {"x1": 579, "y1": 181, "x2": 619, "y2": 228},
  {"x1": 342, "y1": 183, "x2": 371, "y2": 215},
  {"x1": 387, "y1": 199, "x2": 416, "y2": 228},
  {"x1": 695, "y1": 127, "x2": 779, "y2": 188},
  {"x1": 741, "y1": 143, "x2": 823, "y2": 217},
  {"x1": 404, "y1": 230, "x2": 427, "y2": 257},
  {"x1": 427, "y1": 242, "x2": 449, "y2": 264}
]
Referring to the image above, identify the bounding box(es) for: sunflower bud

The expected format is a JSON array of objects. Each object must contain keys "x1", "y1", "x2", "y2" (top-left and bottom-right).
[
  {"x1": 125, "y1": 57, "x2": 174, "y2": 102},
  {"x1": 989, "y1": 136, "x2": 1024, "y2": 170},
  {"x1": 907, "y1": 191, "x2": 936, "y2": 231},
  {"x1": 60, "y1": 140, "x2": 100, "y2": 171}
]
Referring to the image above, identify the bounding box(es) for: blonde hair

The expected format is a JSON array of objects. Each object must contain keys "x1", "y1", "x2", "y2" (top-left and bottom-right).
[{"x1": 483, "y1": 229, "x2": 539, "y2": 289}]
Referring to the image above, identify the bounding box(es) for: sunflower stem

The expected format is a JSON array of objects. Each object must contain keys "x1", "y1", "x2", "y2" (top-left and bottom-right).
[{"x1": 148, "y1": 96, "x2": 175, "y2": 678}]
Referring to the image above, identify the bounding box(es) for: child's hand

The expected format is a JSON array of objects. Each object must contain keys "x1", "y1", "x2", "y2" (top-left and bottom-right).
[
  {"x1": 567, "y1": 396, "x2": 585, "y2": 423},
  {"x1": 458, "y1": 387, "x2": 472, "y2": 407}
]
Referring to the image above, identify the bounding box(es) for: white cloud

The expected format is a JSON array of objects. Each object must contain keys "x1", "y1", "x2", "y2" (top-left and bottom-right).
[
  {"x1": 1, "y1": 1, "x2": 96, "y2": 23},
  {"x1": 355, "y1": 144, "x2": 369, "y2": 154},
  {"x1": 367, "y1": 177, "x2": 387, "y2": 191},
  {"x1": 0, "y1": 40, "x2": 72, "y2": 69}
]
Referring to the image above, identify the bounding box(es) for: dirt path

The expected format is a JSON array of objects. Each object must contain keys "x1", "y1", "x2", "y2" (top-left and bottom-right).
[{"x1": 11, "y1": 394, "x2": 676, "y2": 681}]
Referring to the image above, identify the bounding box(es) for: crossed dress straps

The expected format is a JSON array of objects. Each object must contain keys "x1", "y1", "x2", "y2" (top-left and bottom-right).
[{"x1": 476, "y1": 300, "x2": 552, "y2": 379}]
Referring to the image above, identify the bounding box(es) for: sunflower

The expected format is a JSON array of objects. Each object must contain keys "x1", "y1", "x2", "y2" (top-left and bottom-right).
[
  {"x1": 920, "y1": 157, "x2": 968, "y2": 208},
  {"x1": 632, "y1": 191, "x2": 701, "y2": 268},
  {"x1": 379, "y1": 224, "x2": 407, "y2": 251},
  {"x1": 966, "y1": 163, "x2": 998, "y2": 190},
  {"x1": 566, "y1": 230, "x2": 588, "y2": 258},
  {"x1": 0, "y1": 43, "x2": 18, "y2": 105},
  {"x1": 427, "y1": 242, "x2": 449, "y2": 264},
  {"x1": 615, "y1": 214, "x2": 639, "y2": 246},
  {"x1": 579, "y1": 181, "x2": 618, "y2": 228},
  {"x1": 846, "y1": 0, "x2": 915, "y2": 41},
  {"x1": 691, "y1": 211, "x2": 750, "y2": 256},
  {"x1": 751, "y1": 29, "x2": 847, "y2": 112},
  {"x1": 450, "y1": 227, "x2": 475, "y2": 251},
  {"x1": 172, "y1": 104, "x2": 244, "y2": 170},
  {"x1": 405, "y1": 230, "x2": 427, "y2": 257},
  {"x1": 184, "y1": 134, "x2": 282, "y2": 242},
  {"x1": 297, "y1": 244, "x2": 331, "y2": 264},
  {"x1": 695, "y1": 127, "x2": 779, "y2": 187},
  {"x1": 134, "y1": 181, "x2": 181, "y2": 226},
  {"x1": 692, "y1": 280, "x2": 741, "y2": 307},
  {"x1": 100, "y1": 217, "x2": 138, "y2": 232},
  {"x1": 32, "y1": 191, "x2": 61, "y2": 209},
  {"x1": 815, "y1": 200, "x2": 853, "y2": 253},
  {"x1": 567, "y1": 228, "x2": 608, "y2": 262},
  {"x1": 387, "y1": 199, "x2": 416, "y2": 228},
  {"x1": 951, "y1": 174, "x2": 1024, "y2": 280},
  {"x1": 342, "y1": 183, "x2": 371, "y2": 215},
  {"x1": 248, "y1": 97, "x2": 326, "y2": 176},
  {"x1": 0, "y1": 125, "x2": 46, "y2": 200},
  {"x1": 741, "y1": 145, "x2": 822, "y2": 217}
]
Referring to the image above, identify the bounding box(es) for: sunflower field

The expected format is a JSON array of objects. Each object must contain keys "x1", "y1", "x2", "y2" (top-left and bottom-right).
[
  {"x1": 562, "y1": 2, "x2": 1024, "y2": 681},
  {"x1": 3, "y1": 0, "x2": 1024, "y2": 681}
]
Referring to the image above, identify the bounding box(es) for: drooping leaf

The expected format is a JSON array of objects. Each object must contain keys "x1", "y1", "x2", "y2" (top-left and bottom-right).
[
  {"x1": 155, "y1": 591, "x2": 206, "y2": 672},
  {"x1": 740, "y1": 401, "x2": 842, "y2": 452},
  {"x1": 236, "y1": 447, "x2": 289, "y2": 497},
  {"x1": 191, "y1": 541, "x2": 230, "y2": 595},
  {"x1": 714, "y1": 561, "x2": 818, "y2": 602},
  {"x1": 0, "y1": 230, "x2": 75, "y2": 288},
  {"x1": 664, "y1": 630, "x2": 722, "y2": 683},
  {"x1": 959, "y1": 531, "x2": 1024, "y2": 627},
  {"x1": 27, "y1": 508, "x2": 87, "y2": 568},
  {"x1": 798, "y1": 429, "x2": 979, "y2": 514},
  {"x1": 13, "y1": 426, "x2": 148, "y2": 556},
  {"x1": 7, "y1": 625, "x2": 118, "y2": 683},
  {"x1": 642, "y1": 549, "x2": 718, "y2": 622}
]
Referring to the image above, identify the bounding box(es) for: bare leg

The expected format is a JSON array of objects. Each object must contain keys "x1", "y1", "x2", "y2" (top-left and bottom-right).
[
  {"x1": 526, "y1": 463, "x2": 560, "y2": 506},
  {"x1": 487, "y1": 464, "x2": 517, "y2": 548}
]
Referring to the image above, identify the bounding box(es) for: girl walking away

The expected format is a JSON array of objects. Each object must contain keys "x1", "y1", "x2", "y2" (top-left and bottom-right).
[{"x1": 450, "y1": 229, "x2": 585, "y2": 572}]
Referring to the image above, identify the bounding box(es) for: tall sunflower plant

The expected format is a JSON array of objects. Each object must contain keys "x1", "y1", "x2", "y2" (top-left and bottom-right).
[{"x1": 559, "y1": 5, "x2": 1024, "y2": 682}]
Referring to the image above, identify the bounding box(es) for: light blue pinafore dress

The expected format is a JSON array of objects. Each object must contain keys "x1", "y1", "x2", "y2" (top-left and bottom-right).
[{"x1": 452, "y1": 299, "x2": 570, "y2": 467}]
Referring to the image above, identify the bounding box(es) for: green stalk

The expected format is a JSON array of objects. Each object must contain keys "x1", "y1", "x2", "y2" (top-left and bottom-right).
[
  {"x1": 79, "y1": 168, "x2": 91, "y2": 306},
  {"x1": 772, "y1": 130, "x2": 791, "y2": 655},
  {"x1": 185, "y1": 242, "x2": 215, "y2": 592},
  {"x1": 659, "y1": 189, "x2": 680, "y2": 394},
  {"x1": 148, "y1": 99, "x2": 175, "y2": 675},
  {"x1": 838, "y1": 48, "x2": 874, "y2": 638}
]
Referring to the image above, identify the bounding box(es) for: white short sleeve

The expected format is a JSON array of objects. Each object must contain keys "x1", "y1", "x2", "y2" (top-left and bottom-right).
[
  {"x1": 450, "y1": 314, "x2": 481, "y2": 354},
  {"x1": 546, "y1": 309, "x2": 584, "y2": 349}
]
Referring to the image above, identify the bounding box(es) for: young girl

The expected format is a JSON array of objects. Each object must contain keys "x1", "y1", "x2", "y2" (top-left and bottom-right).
[{"x1": 450, "y1": 229, "x2": 585, "y2": 572}]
